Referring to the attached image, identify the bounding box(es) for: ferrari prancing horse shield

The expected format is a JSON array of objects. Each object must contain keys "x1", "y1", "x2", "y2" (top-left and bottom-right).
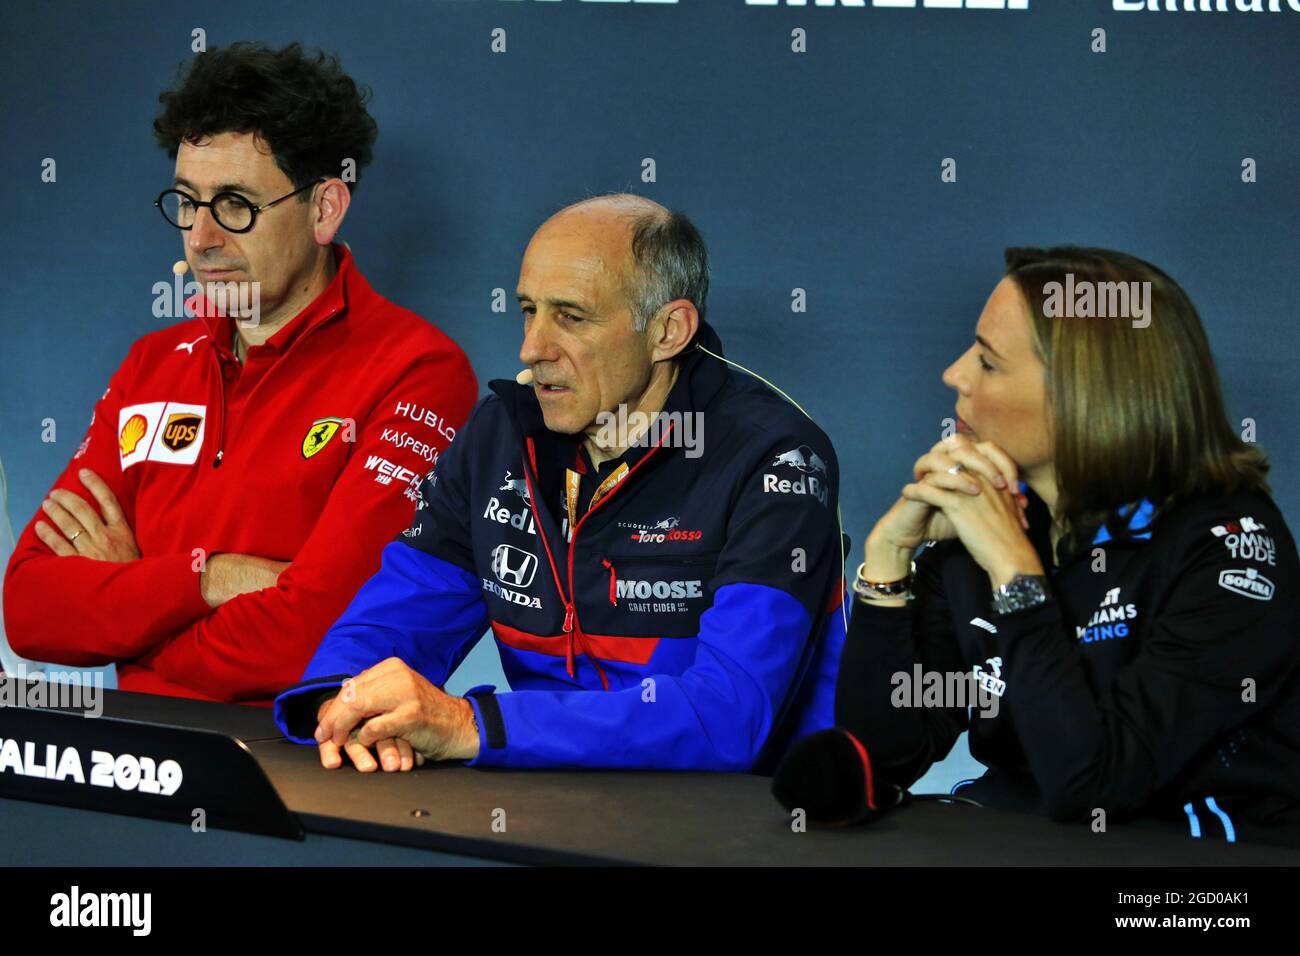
[{"x1": 302, "y1": 418, "x2": 345, "y2": 459}]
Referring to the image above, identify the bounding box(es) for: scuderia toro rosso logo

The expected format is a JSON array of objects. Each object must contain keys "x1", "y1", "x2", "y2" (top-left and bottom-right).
[
  {"x1": 764, "y1": 444, "x2": 830, "y2": 506},
  {"x1": 618, "y1": 515, "x2": 705, "y2": 544}
]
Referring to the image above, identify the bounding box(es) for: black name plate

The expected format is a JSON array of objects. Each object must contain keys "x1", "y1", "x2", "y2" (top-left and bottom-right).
[{"x1": 0, "y1": 685, "x2": 302, "y2": 840}]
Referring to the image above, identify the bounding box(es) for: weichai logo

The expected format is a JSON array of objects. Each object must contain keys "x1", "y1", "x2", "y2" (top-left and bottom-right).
[{"x1": 161, "y1": 413, "x2": 202, "y2": 451}]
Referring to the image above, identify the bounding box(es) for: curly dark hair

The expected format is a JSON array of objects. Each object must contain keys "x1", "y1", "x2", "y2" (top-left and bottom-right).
[{"x1": 153, "y1": 41, "x2": 378, "y2": 197}]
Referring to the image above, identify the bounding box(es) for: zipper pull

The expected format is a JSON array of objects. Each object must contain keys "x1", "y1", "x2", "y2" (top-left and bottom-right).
[
  {"x1": 602, "y1": 559, "x2": 617, "y2": 606},
  {"x1": 563, "y1": 604, "x2": 577, "y2": 678},
  {"x1": 212, "y1": 450, "x2": 223, "y2": 469}
]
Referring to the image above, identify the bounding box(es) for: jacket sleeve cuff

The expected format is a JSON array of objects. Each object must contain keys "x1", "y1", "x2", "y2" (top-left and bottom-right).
[
  {"x1": 462, "y1": 684, "x2": 506, "y2": 767},
  {"x1": 990, "y1": 596, "x2": 1064, "y2": 640},
  {"x1": 274, "y1": 675, "x2": 351, "y2": 744},
  {"x1": 175, "y1": 552, "x2": 215, "y2": 619}
]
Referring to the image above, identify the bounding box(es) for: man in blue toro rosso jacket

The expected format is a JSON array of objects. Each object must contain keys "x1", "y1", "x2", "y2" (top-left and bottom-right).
[{"x1": 274, "y1": 193, "x2": 846, "y2": 772}]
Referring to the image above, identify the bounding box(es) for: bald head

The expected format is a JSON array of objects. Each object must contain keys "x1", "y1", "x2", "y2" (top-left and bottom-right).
[
  {"x1": 532, "y1": 193, "x2": 707, "y2": 332},
  {"x1": 554, "y1": 192, "x2": 670, "y2": 224}
]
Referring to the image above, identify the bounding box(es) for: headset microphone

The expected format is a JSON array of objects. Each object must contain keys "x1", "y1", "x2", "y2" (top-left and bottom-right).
[
  {"x1": 172, "y1": 260, "x2": 189, "y2": 276},
  {"x1": 516, "y1": 368, "x2": 535, "y2": 386}
]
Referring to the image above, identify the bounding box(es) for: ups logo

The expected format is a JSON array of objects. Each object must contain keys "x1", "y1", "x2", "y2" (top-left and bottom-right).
[{"x1": 161, "y1": 413, "x2": 202, "y2": 451}]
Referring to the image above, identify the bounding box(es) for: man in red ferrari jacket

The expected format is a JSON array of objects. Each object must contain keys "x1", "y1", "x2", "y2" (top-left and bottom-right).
[{"x1": 2, "y1": 42, "x2": 477, "y2": 705}]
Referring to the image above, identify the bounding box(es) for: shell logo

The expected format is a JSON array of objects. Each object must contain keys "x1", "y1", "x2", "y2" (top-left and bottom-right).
[{"x1": 119, "y1": 414, "x2": 148, "y2": 456}]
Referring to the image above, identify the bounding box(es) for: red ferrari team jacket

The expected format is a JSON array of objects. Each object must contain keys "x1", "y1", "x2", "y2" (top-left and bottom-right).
[{"x1": 3, "y1": 243, "x2": 478, "y2": 704}]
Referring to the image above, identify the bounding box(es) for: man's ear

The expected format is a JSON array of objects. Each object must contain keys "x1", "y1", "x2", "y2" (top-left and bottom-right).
[
  {"x1": 648, "y1": 299, "x2": 700, "y2": 364},
  {"x1": 312, "y1": 178, "x2": 351, "y2": 246}
]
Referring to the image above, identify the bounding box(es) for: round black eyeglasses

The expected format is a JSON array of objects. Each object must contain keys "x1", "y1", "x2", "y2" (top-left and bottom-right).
[{"x1": 154, "y1": 179, "x2": 324, "y2": 233}]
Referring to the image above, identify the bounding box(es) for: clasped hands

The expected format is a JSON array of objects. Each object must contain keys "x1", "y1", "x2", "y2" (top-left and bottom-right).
[
  {"x1": 313, "y1": 657, "x2": 480, "y2": 772},
  {"x1": 870, "y1": 434, "x2": 1045, "y2": 589}
]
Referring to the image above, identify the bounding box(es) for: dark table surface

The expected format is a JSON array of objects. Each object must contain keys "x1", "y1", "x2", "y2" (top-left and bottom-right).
[{"x1": 2, "y1": 681, "x2": 1296, "y2": 866}]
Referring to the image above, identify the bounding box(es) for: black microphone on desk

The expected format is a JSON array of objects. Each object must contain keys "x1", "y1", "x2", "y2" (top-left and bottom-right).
[{"x1": 772, "y1": 728, "x2": 906, "y2": 826}]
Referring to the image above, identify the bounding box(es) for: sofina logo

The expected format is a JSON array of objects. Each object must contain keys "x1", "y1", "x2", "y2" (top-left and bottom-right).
[{"x1": 1218, "y1": 567, "x2": 1275, "y2": 601}]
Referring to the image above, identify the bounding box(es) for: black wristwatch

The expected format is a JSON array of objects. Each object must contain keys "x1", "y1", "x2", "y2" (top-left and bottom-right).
[{"x1": 991, "y1": 573, "x2": 1049, "y2": 616}]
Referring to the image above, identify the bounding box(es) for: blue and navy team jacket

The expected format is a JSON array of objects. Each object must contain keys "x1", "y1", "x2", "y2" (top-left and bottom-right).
[{"x1": 275, "y1": 322, "x2": 847, "y2": 772}]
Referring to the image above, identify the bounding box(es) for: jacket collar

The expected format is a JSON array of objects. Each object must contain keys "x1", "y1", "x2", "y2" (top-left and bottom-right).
[
  {"x1": 1039, "y1": 488, "x2": 1158, "y2": 570},
  {"x1": 188, "y1": 242, "x2": 354, "y2": 355},
  {"x1": 1091, "y1": 499, "x2": 1157, "y2": 545}
]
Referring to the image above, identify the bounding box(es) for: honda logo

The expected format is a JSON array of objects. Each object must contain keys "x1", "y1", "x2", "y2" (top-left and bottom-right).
[{"x1": 491, "y1": 544, "x2": 538, "y2": 588}]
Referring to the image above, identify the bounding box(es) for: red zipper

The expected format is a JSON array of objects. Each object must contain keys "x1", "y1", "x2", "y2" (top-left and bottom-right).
[
  {"x1": 602, "y1": 559, "x2": 617, "y2": 606},
  {"x1": 208, "y1": 308, "x2": 341, "y2": 468},
  {"x1": 521, "y1": 423, "x2": 676, "y2": 690},
  {"x1": 211, "y1": 342, "x2": 230, "y2": 468}
]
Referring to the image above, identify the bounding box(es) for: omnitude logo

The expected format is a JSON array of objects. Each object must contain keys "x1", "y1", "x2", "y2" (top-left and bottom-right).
[{"x1": 1115, "y1": 1, "x2": 1299, "y2": 12}]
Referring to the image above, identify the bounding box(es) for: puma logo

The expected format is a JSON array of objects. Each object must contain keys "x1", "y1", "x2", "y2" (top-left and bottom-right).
[{"x1": 174, "y1": 335, "x2": 208, "y2": 354}]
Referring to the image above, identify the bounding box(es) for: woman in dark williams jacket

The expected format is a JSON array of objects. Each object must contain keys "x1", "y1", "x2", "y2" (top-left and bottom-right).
[{"x1": 837, "y1": 246, "x2": 1300, "y2": 847}]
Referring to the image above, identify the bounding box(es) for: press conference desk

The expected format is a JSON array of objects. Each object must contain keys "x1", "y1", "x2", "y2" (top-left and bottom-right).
[{"x1": 0, "y1": 683, "x2": 1295, "y2": 866}]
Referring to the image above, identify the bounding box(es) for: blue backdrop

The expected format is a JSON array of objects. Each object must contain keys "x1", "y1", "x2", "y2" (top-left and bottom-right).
[{"x1": 2, "y1": 0, "x2": 1297, "y2": 785}]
